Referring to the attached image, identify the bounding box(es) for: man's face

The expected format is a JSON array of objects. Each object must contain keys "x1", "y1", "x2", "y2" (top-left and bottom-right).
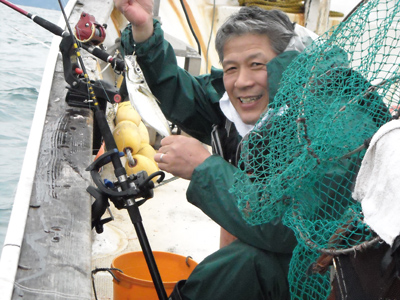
[{"x1": 222, "y1": 34, "x2": 278, "y2": 125}]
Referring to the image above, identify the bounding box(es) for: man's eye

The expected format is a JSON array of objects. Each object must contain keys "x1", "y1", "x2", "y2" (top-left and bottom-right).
[
  {"x1": 224, "y1": 67, "x2": 236, "y2": 73},
  {"x1": 251, "y1": 62, "x2": 265, "y2": 68}
]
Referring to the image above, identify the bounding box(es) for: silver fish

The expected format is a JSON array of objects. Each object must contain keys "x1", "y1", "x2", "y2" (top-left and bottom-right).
[{"x1": 124, "y1": 54, "x2": 171, "y2": 137}]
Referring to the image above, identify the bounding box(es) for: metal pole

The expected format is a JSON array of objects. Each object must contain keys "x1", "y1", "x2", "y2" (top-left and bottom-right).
[{"x1": 153, "y1": 0, "x2": 161, "y2": 18}]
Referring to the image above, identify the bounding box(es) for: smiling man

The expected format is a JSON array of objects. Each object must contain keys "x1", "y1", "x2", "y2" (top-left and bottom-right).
[
  {"x1": 115, "y1": 1, "x2": 307, "y2": 299},
  {"x1": 222, "y1": 34, "x2": 276, "y2": 125}
]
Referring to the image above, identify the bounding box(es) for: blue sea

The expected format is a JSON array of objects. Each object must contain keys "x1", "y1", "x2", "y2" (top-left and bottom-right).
[{"x1": 0, "y1": 5, "x2": 60, "y2": 247}]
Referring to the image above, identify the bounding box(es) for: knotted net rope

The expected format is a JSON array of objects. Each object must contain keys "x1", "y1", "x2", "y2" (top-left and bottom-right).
[{"x1": 231, "y1": 0, "x2": 400, "y2": 298}]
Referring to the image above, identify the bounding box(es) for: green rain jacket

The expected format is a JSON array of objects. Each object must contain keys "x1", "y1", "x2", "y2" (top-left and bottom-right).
[{"x1": 121, "y1": 20, "x2": 298, "y2": 254}]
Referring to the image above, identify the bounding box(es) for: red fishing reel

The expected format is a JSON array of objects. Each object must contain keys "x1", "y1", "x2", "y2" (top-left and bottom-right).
[{"x1": 74, "y1": 12, "x2": 106, "y2": 45}]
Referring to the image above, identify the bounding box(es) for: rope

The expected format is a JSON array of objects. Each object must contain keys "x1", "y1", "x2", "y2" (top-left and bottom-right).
[
  {"x1": 126, "y1": 148, "x2": 135, "y2": 166},
  {"x1": 238, "y1": 0, "x2": 344, "y2": 16},
  {"x1": 238, "y1": 0, "x2": 305, "y2": 14}
]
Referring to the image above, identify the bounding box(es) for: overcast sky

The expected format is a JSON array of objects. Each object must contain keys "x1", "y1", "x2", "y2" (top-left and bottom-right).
[{"x1": 330, "y1": 0, "x2": 361, "y2": 16}]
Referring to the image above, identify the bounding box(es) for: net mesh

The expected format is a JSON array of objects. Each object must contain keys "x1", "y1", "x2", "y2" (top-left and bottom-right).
[{"x1": 231, "y1": 0, "x2": 400, "y2": 298}]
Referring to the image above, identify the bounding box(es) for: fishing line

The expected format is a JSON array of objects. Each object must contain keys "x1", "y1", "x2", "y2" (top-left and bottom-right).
[
  {"x1": 88, "y1": 53, "x2": 115, "y2": 108},
  {"x1": 5, "y1": 23, "x2": 51, "y2": 48}
]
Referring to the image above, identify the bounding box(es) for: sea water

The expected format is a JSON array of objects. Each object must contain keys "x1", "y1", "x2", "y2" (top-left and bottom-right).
[{"x1": 0, "y1": 5, "x2": 60, "y2": 247}]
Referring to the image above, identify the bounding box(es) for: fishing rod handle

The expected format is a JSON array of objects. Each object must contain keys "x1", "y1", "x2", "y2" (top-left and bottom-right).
[
  {"x1": 83, "y1": 44, "x2": 125, "y2": 72},
  {"x1": 0, "y1": 0, "x2": 66, "y2": 37},
  {"x1": 30, "y1": 14, "x2": 66, "y2": 37}
]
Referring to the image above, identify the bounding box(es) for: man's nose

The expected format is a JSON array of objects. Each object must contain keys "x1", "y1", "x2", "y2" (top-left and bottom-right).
[{"x1": 234, "y1": 68, "x2": 254, "y2": 89}]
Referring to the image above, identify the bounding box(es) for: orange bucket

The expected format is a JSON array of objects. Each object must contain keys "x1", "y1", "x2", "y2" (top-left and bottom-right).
[{"x1": 111, "y1": 251, "x2": 197, "y2": 300}]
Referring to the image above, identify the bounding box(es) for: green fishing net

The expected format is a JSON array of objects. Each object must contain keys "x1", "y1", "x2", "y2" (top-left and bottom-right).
[{"x1": 231, "y1": 0, "x2": 400, "y2": 298}]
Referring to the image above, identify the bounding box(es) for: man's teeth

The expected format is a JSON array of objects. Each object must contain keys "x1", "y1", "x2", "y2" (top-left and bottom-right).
[{"x1": 239, "y1": 95, "x2": 261, "y2": 104}]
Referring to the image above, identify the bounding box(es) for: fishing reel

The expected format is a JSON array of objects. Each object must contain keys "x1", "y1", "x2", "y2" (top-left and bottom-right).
[
  {"x1": 74, "y1": 12, "x2": 106, "y2": 46},
  {"x1": 59, "y1": 12, "x2": 125, "y2": 110},
  {"x1": 87, "y1": 148, "x2": 165, "y2": 234},
  {"x1": 59, "y1": 33, "x2": 122, "y2": 109}
]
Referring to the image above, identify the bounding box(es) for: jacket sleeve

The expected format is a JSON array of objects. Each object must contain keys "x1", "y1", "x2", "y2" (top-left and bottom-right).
[
  {"x1": 120, "y1": 21, "x2": 225, "y2": 145},
  {"x1": 187, "y1": 155, "x2": 297, "y2": 253}
]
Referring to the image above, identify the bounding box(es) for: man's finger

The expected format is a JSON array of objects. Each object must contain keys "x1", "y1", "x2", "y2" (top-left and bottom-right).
[{"x1": 160, "y1": 135, "x2": 177, "y2": 146}]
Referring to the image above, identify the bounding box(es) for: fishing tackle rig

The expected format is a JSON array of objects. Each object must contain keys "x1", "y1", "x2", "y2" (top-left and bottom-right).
[
  {"x1": 61, "y1": 15, "x2": 123, "y2": 110},
  {"x1": 0, "y1": 0, "x2": 169, "y2": 299},
  {"x1": 1, "y1": 0, "x2": 124, "y2": 109}
]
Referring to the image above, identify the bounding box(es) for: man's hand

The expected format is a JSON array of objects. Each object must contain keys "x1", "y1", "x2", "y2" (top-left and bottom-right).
[
  {"x1": 155, "y1": 136, "x2": 211, "y2": 180},
  {"x1": 114, "y1": 0, "x2": 154, "y2": 42}
]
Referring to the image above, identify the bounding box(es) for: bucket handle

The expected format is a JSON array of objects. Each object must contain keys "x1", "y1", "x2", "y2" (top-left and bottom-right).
[
  {"x1": 91, "y1": 267, "x2": 123, "y2": 300},
  {"x1": 185, "y1": 256, "x2": 194, "y2": 267}
]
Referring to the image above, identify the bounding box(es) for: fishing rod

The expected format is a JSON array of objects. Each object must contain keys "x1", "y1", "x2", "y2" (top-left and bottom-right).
[
  {"x1": 55, "y1": 0, "x2": 168, "y2": 298},
  {"x1": 0, "y1": 0, "x2": 125, "y2": 71},
  {"x1": 0, "y1": 0, "x2": 169, "y2": 299},
  {"x1": 0, "y1": 0, "x2": 125, "y2": 112}
]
